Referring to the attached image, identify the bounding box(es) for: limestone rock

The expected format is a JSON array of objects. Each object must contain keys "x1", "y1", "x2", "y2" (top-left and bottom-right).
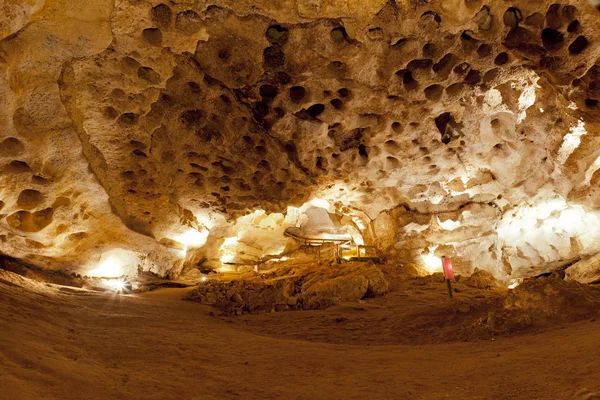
[
  {"x1": 480, "y1": 274, "x2": 600, "y2": 332},
  {"x1": 0, "y1": 0, "x2": 599, "y2": 281},
  {"x1": 572, "y1": 389, "x2": 600, "y2": 400},
  {"x1": 184, "y1": 261, "x2": 389, "y2": 313},
  {"x1": 184, "y1": 278, "x2": 299, "y2": 313},
  {"x1": 463, "y1": 268, "x2": 497, "y2": 289},
  {"x1": 302, "y1": 263, "x2": 389, "y2": 308},
  {"x1": 504, "y1": 275, "x2": 600, "y2": 322},
  {"x1": 565, "y1": 253, "x2": 600, "y2": 283}
]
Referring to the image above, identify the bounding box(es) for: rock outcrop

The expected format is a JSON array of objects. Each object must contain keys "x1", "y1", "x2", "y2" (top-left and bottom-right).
[
  {"x1": 565, "y1": 253, "x2": 600, "y2": 283},
  {"x1": 486, "y1": 274, "x2": 600, "y2": 330},
  {"x1": 184, "y1": 261, "x2": 389, "y2": 313}
]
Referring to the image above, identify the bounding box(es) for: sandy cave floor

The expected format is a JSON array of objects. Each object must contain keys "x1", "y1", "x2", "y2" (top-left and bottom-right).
[{"x1": 1, "y1": 269, "x2": 600, "y2": 400}]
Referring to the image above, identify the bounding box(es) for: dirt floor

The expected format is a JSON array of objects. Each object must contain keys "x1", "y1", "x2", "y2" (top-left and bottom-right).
[{"x1": 1, "y1": 269, "x2": 600, "y2": 400}]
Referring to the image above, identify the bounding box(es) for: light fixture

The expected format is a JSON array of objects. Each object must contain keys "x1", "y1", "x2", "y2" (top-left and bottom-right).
[{"x1": 104, "y1": 278, "x2": 132, "y2": 293}]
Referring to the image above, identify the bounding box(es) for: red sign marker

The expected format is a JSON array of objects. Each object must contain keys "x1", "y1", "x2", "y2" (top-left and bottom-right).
[
  {"x1": 442, "y1": 256, "x2": 454, "y2": 281},
  {"x1": 441, "y1": 256, "x2": 455, "y2": 299}
]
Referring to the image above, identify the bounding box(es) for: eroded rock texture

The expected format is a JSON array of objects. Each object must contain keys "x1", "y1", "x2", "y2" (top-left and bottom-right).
[{"x1": 1, "y1": 0, "x2": 599, "y2": 280}]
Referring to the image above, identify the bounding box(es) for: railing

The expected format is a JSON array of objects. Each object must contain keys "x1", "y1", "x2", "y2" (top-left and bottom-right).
[{"x1": 284, "y1": 228, "x2": 380, "y2": 263}]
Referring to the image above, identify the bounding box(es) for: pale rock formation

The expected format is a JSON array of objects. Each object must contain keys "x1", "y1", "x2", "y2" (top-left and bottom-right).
[
  {"x1": 565, "y1": 253, "x2": 600, "y2": 283},
  {"x1": 0, "y1": 0, "x2": 600, "y2": 281}
]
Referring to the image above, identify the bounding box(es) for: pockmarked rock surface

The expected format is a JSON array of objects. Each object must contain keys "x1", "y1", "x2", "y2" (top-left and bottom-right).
[{"x1": 1, "y1": 0, "x2": 600, "y2": 280}]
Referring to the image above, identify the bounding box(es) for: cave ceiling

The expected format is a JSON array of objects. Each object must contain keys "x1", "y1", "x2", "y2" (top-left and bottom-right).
[{"x1": 1, "y1": 0, "x2": 600, "y2": 279}]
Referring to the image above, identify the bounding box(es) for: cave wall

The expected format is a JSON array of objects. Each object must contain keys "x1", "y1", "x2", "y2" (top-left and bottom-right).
[{"x1": 0, "y1": 0, "x2": 599, "y2": 279}]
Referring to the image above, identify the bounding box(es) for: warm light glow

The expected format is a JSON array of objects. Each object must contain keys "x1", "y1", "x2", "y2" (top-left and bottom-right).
[
  {"x1": 298, "y1": 197, "x2": 336, "y2": 214},
  {"x1": 88, "y1": 249, "x2": 136, "y2": 278},
  {"x1": 172, "y1": 228, "x2": 209, "y2": 257},
  {"x1": 201, "y1": 276, "x2": 207, "y2": 282},
  {"x1": 309, "y1": 198, "x2": 333, "y2": 210},
  {"x1": 582, "y1": 156, "x2": 600, "y2": 186},
  {"x1": 497, "y1": 195, "x2": 600, "y2": 269},
  {"x1": 106, "y1": 278, "x2": 126, "y2": 292},
  {"x1": 285, "y1": 206, "x2": 302, "y2": 227},
  {"x1": 429, "y1": 194, "x2": 444, "y2": 205},
  {"x1": 222, "y1": 236, "x2": 238, "y2": 246},
  {"x1": 352, "y1": 217, "x2": 365, "y2": 231},
  {"x1": 421, "y1": 246, "x2": 442, "y2": 273},
  {"x1": 194, "y1": 212, "x2": 221, "y2": 229},
  {"x1": 437, "y1": 217, "x2": 461, "y2": 231},
  {"x1": 174, "y1": 228, "x2": 209, "y2": 248},
  {"x1": 267, "y1": 256, "x2": 289, "y2": 263},
  {"x1": 498, "y1": 198, "x2": 569, "y2": 242},
  {"x1": 90, "y1": 260, "x2": 122, "y2": 278},
  {"x1": 211, "y1": 196, "x2": 368, "y2": 265},
  {"x1": 220, "y1": 251, "x2": 236, "y2": 264},
  {"x1": 218, "y1": 263, "x2": 234, "y2": 272},
  {"x1": 219, "y1": 237, "x2": 239, "y2": 264},
  {"x1": 507, "y1": 278, "x2": 522, "y2": 289},
  {"x1": 516, "y1": 76, "x2": 539, "y2": 123},
  {"x1": 557, "y1": 120, "x2": 587, "y2": 165}
]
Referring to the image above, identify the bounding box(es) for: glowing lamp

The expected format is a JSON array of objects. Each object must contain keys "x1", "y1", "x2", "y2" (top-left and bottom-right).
[
  {"x1": 110, "y1": 279, "x2": 125, "y2": 291},
  {"x1": 441, "y1": 256, "x2": 455, "y2": 281},
  {"x1": 104, "y1": 278, "x2": 132, "y2": 293}
]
